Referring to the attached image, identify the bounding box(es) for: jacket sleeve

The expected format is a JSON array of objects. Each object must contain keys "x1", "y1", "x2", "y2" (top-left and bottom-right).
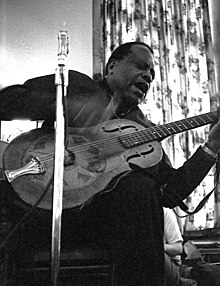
[
  {"x1": 0, "y1": 70, "x2": 97, "y2": 121},
  {"x1": 0, "y1": 76, "x2": 56, "y2": 121},
  {"x1": 124, "y1": 106, "x2": 216, "y2": 208},
  {"x1": 158, "y1": 146, "x2": 216, "y2": 208}
]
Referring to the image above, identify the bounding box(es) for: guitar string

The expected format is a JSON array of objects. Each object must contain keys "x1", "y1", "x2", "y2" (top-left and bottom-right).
[
  {"x1": 30, "y1": 112, "x2": 215, "y2": 165},
  {"x1": 27, "y1": 133, "x2": 156, "y2": 173},
  {"x1": 35, "y1": 116, "x2": 213, "y2": 166},
  {"x1": 45, "y1": 113, "x2": 213, "y2": 159},
  {"x1": 35, "y1": 136, "x2": 174, "y2": 171},
  {"x1": 36, "y1": 127, "x2": 156, "y2": 165},
  {"x1": 38, "y1": 136, "x2": 133, "y2": 167}
]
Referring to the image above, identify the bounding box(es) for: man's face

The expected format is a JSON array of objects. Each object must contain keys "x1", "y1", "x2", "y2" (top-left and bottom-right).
[{"x1": 106, "y1": 45, "x2": 155, "y2": 106}]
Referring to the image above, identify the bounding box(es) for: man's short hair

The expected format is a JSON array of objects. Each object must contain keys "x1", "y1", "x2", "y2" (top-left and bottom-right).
[{"x1": 105, "y1": 41, "x2": 154, "y2": 75}]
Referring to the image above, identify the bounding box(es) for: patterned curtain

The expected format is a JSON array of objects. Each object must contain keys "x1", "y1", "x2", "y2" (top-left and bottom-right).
[{"x1": 93, "y1": 0, "x2": 219, "y2": 230}]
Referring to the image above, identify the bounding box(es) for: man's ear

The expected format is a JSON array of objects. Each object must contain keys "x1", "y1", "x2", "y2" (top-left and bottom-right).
[{"x1": 107, "y1": 59, "x2": 117, "y2": 75}]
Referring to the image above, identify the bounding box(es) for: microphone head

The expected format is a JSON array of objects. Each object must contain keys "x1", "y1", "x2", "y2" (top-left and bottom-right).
[{"x1": 58, "y1": 29, "x2": 69, "y2": 66}]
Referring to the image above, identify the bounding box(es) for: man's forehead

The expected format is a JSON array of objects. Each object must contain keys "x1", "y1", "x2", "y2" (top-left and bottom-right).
[
  {"x1": 128, "y1": 45, "x2": 154, "y2": 65},
  {"x1": 131, "y1": 44, "x2": 153, "y2": 56}
]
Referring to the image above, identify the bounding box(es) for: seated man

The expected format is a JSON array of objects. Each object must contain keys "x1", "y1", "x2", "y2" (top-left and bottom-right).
[
  {"x1": 1, "y1": 41, "x2": 220, "y2": 285},
  {"x1": 164, "y1": 207, "x2": 197, "y2": 286}
]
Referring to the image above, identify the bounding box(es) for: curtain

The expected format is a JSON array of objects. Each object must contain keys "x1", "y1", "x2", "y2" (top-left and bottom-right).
[{"x1": 93, "y1": 0, "x2": 218, "y2": 230}]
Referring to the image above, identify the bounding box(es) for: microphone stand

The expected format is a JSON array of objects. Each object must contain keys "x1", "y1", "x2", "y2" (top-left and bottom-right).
[{"x1": 51, "y1": 29, "x2": 69, "y2": 286}]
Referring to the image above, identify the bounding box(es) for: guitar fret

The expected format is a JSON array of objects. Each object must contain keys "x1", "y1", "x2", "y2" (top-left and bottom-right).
[
  {"x1": 119, "y1": 111, "x2": 218, "y2": 149},
  {"x1": 137, "y1": 133, "x2": 147, "y2": 144},
  {"x1": 178, "y1": 121, "x2": 188, "y2": 129},
  {"x1": 197, "y1": 115, "x2": 211, "y2": 124},
  {"x1": 121, "y1": 131, "x2": 153, "y2": 148},
  {"x1": 172, "y1": 122, "x2": 183, "y2": 131},
  {"x1": 151, "y1": 131, "x2": 160, "y2": 139},
  {"x1": 156, "y1": 125, "x2": 178, "y2": 138},
  {"x1": 186, "y1": 115, "x2": 212, "y2": 128},
  {"x1": 184, "y1": 119, "x2": 194, "y2": 128},
  {"x1": 191, "y1": 118, "x2": 200, "y2": 126},
  {"x1": 164, "y1": 124, "x2": 175, "y2": 134},
  {"x1": 152, "y1": 129, "x2": 164, "y2": 139},
  {"x1": 205, "y1": 114, "x2": 216, "y2": 121},
  {"x1": 156, "y1": 127, "x2": 168, "y2": 137}
]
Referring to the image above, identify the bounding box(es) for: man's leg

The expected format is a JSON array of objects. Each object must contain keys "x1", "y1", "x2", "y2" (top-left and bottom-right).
[
  {"x1": 63, "y1": 171, "x2": 165, "y2": 286},
  {"x1": 18, "y1": 171, "x2": 165, "y2": 285}
]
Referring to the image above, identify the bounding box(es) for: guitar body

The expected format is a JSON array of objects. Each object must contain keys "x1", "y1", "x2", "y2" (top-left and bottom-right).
[{"x1": 3, "y1": 119, "x2": 163, "y2": 210}]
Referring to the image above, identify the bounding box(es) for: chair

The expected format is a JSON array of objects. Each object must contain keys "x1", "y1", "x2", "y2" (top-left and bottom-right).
[
  {"x1": 184, "y1": 228, "x2": 220, "y2": 264},
  {"x1": 15, "y1": 243, "x2": 116, "y2": 286}
]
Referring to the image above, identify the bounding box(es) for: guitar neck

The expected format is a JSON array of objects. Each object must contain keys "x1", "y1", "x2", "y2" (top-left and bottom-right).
[{"x1": 119, "y1": 111, "x2": 218, "y2": 149}]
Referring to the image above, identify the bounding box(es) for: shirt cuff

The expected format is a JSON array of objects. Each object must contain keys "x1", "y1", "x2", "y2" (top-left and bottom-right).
[{"x1": 201, "y1": 143, "x2": 218, "y2": 160}]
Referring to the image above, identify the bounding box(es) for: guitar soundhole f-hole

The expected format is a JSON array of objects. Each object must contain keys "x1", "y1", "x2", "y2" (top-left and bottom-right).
[
  {"x1": 126, "y1": 146, "x2": 154, "y2": 162},
  {"x1": 102, "y1": 125, "x2": 138, "y2": 133}
]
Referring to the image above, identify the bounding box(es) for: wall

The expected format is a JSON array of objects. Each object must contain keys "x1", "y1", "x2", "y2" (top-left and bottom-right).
[{"x1": 0, "y1": 0, "x2": 93, "y2": 89}]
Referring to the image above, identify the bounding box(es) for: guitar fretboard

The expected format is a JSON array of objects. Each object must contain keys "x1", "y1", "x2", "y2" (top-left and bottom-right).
[{"x1": 119, "y1": 111, "x2": 218, "y2": 149}]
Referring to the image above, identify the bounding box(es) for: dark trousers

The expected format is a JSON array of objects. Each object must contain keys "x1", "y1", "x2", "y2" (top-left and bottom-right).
[{"x1": 10, "y1": 171, "x2": 165, "y2": 285}]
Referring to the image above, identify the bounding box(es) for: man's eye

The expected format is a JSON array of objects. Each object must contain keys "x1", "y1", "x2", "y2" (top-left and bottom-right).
[{"x1": 137, "y1": 63, "x2": 144, "y2": 70}]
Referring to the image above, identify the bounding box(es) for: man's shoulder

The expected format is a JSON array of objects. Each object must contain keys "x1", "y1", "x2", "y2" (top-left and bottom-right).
[
  {"x1": 23, "y1": 70, "x2": 101, "y2": 94},
  {"x1": 68, "y1": 70, "x2": 93, "y2": 81},
  {"x1": 24, "y1": 70, "x2": 93, "y2": 85}
]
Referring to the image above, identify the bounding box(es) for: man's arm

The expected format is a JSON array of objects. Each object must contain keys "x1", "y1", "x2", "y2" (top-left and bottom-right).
[
  {"x1": 0, "y1": 84, "x2": 55, "y2": 120},
  {"x1": 164, "y1": 208, "x2": 183, "y2": 258},
  {"x1": 164, "y1": 241, "x2": 183, "y2": 257},
  {"x1": 0, "y1": 70, "x2": 104, "y2": 123},
  {"x1": 158, "y1": 146, "x2": 217, "y2": 209}
]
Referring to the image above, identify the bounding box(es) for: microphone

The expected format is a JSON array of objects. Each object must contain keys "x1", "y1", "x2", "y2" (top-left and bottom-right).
[{"x1": 57, "y1": 28, "x2": 69, "y2": 66}]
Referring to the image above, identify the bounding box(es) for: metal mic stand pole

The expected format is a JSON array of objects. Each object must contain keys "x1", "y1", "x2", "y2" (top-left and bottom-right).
[{"x1": 51, "y1": 29, "x2": 69, "y2": 286}]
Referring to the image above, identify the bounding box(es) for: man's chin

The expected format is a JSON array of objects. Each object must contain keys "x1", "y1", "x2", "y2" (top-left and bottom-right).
[
  {"x1": 131, "y1": 95, "x2": 145, "y2": 106},
  {"x1": 125, "y1": 97, "x2": 138, "y2": 107}
]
